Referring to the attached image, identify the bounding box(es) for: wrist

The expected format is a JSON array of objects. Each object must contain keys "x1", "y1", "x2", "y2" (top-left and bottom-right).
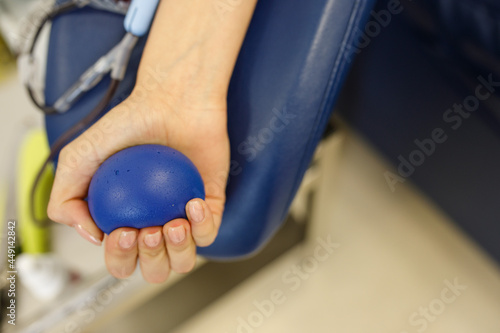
[{"x1": 133, "y1": 59, "x2": 228, "y2": 110}]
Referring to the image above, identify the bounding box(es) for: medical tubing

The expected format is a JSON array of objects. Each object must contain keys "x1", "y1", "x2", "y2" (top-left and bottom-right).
[{"x1": 29, "y1": 79, "x2": 120, "y2": 227}]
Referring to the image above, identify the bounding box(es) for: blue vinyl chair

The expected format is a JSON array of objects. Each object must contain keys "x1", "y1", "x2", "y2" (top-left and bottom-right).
[
  {"x1": 44, "y1": 0, "x2": 376, "y2": 259},
  {"x1": 338, "y1": 0, "x2": 500, "y2": 262}
]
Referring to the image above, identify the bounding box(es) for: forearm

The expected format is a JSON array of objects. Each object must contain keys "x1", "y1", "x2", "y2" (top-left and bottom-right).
[{"x1": 134, "y1": 0, "x2": 258, "y2": 104}]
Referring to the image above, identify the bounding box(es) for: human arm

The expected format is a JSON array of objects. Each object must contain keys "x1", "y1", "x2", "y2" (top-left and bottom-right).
[{"x1": 47, "y1": 0, "x2": 258, "y2": 282}]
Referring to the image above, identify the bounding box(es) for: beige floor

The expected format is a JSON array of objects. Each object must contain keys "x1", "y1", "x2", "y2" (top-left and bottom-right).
[{"x1": 170, "y1": 130, "x2": 500, "y2": 333}]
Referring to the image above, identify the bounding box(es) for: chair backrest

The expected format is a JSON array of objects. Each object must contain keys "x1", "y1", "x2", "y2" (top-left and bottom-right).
[{"x1": 44, "y1": 0, "x2": 376, "y2": 259}]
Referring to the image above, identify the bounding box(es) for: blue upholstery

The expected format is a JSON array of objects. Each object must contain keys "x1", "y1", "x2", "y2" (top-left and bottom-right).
[
  {"x1": 44, "y1": 0, "x2": 376, "y2": 259},
  {"x1": 338, "y1": 0, "x2": 500, "y2": 262},
  {"x1": 431, "y1": 0, "x2": 500, "y2": 58}
]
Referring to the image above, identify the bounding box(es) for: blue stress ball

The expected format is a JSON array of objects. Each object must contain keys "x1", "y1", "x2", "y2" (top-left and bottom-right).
[{"x1": 88, "y1": 145, "x2": 205, "y2": 234}]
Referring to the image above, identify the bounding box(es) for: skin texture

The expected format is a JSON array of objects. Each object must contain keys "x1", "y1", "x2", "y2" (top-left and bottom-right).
[{"x1": 47, "y1": 0, "x2": 258, "y2": 283}]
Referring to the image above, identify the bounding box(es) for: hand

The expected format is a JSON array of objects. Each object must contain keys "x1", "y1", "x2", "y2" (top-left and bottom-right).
[
  {"x1": 47, "y1": 89, "x2": 229, "y2": 283},
  {"x1": 47, "y1": 0, "x2": 258, "y2": 283}
]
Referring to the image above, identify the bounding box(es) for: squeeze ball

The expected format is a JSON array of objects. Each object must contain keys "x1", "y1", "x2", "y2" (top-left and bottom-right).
[{"x1": 88, "y1": 145, "x2": 205, "y2": 234}]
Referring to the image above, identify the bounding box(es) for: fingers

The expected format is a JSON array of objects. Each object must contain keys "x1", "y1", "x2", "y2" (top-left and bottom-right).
[
  {"x1": 105, "y1": 228, "x2": 139, "y2": 279},
  {"x1": 137, "y1": 227, "x2": 170, "y2": 283},
  {"x1": 48, "y1": 198, "x2": 103, "y2": 245},
  {"x1": 133, "y1": 220, "x2": 197, "y2": 283},
  {"x1": 186, "y1": 198, "x2": 221, "y2": 247},
  {"x1": 163, "y1": 219, "x2": 197, "y2": 273},
  {"x1": 47, "y1": 139, "x2": 107, "y2": 246},
  {"x1": 47, "y1": 108, "x2": 136, "y2": 245}
]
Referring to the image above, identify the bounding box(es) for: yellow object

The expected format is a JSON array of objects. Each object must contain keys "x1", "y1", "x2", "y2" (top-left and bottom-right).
[
  {"x1": 17, "y1": 130, "x2": 54, "y2": 253},
  {"x1": 0, "y1": 35, "x2": 15, "y2": 82}
]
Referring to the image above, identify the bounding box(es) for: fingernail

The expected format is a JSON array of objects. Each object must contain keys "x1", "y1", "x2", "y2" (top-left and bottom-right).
[
  {"x1": 168, "y1": 226, "x2": 186, "y2": 244},
  {"x1": 119, "y1": 231, "x2": 137, "y2": 249},
  {"x1": 144, "y1": 231, "x2": 162, "y2": 248},
  {"x1": 188, "y1": 200, "x2": 205, "y2": 224},
  {"x1": 74, "y1": 224, "x2": 101, "y2": 246}
]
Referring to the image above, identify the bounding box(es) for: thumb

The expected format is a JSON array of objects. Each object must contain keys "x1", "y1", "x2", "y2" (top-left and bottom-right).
[{"x1": 47, "y1": 106, "x2": 139, "y2": 245}]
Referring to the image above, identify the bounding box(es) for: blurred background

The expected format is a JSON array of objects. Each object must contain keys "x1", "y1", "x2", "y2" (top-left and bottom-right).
[{"x1": 1, "y1": 0, "x2": 500, "y2": 332}]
